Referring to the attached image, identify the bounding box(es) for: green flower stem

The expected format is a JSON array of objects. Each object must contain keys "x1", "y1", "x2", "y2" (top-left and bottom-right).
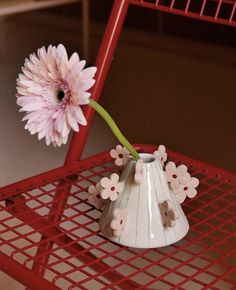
[{"x1": 89, "y1": 99, "x2": 140, "y2": 161}]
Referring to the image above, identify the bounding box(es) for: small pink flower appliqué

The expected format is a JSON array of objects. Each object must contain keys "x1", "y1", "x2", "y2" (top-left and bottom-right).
[
  {"x1": 88, "y1": 183, "x2": 105, "y2": 209},
  {"x1": 154, "y1": 145, "x2": 167, "y2": 167},
  {"x1": 164, "y1": 161, "x2": 188, "y2": 189},
  {"x1": 100, "y1": 173, "x2": 122, "y2": 201},
  {"x1": 110, "y1": 145, "x2": 131, "y2": 166},
  {"x1": 110, "y1": 208, "x2": 127, "y2": 236},
  {"x1": 173, "y1": 173, "x2": 199, "y2": 204},
  {"x1": 159, "y1": 200, "x2": 178, "y2": 228},
  {"x1": 134, "y1": 159, "x2": 144, "y2": 185}
]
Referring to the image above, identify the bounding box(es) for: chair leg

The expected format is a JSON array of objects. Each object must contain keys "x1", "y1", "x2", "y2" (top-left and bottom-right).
[{"x1": 0, "y1": 252, "x2": 59, "y2": 290}]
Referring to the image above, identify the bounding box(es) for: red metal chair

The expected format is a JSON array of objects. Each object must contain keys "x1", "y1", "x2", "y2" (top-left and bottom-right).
[{"x1": 0, "y1": 1, "x2": 235, "y2": 289}]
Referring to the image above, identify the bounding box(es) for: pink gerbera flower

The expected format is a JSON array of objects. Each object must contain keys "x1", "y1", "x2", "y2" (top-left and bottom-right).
[{"x1": 16, "y1": 44, "x2": 97, "y2": 146}]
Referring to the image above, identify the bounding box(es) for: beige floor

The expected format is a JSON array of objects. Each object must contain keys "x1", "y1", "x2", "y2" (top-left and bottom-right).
[{"x1": 0, "y1": 6, "x2": 235, "y2": 290}]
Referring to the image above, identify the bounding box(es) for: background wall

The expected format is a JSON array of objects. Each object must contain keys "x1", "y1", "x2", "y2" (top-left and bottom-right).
[
  {"x1": 54, "y1": 1, "x2": 236, "y2": 172},
  {"x1": 94, "y1": 1, "x2": 235, "y2": 172},
  {"x1": 0, "y1": 0, "x2": 235, "y2": 189}
]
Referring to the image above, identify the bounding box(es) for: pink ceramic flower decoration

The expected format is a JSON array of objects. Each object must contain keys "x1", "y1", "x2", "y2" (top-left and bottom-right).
[
  {"x1": 134, "y1": 159, "x2": 144, "y2": 184},
  {"x1": 100, "y1": 173, "x2": 122, "y2": 201},
  {"x1": 159, "y1": 200, "x2": 178, "y2": 228},
  {"x1": 154, "y1": 145, "x2": 167, "y2": 167},
  {"x1": 110, "y1": 145, "x2": 131, "y2": 166},
  {"x1": 110, "y1": 208, "x2": 127, "y2": 236},
  {"x1": 16, "y1": 44, "x2": 97, "y2": 146},
  {"x1": 173, "y1": 173, "x2": 199, "y2": 204},
  {"x1": 88, "y1": 183, "x2": 105, "y2": 209},
  {"x1": 164, "y1": 161, "x2": 188, "y2": 189}
]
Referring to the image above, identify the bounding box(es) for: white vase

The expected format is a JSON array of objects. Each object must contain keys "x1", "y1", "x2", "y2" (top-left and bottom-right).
[{"x1": 99, "y1": 153, "x2": 189, "y2": 248}]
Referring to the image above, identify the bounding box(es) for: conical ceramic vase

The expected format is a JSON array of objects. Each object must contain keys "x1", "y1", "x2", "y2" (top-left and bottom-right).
[{"x1": 99, "y1": 153, "x2": 189, "y2": 248}]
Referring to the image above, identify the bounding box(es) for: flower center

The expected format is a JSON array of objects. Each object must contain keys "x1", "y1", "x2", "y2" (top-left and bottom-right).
[
  {"x1": 184, "y1": 186, "x2": 188, "y2": 191},
  {"x1": 111, "y1": 186, "x2": 115, "y2": 191},
  {"x1": 118, "y1": 154, "x2": 123, "y2": 159},
  {"x1": 57, "y1": 90, "x2": 65, "y2": 102},
  {"x1": 120, "y1": 219, "x2": 123, "y2": 225},
  {"x1": 172, "y1": 174, "x2": 177, "y2": 179}
]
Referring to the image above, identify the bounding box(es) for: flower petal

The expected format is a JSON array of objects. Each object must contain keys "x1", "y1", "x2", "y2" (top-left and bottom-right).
[
  {"x1": 134, "y1": 173, "x2": 142, "y2": 185},
  {"x1": 111, "y1": 173, "x2": 119, "y2": 183},
  {"x1": 176, "y1": 192, "x2": 186, "y2": 204},
  {"x1": 110, "y1": 149, "x2": 118, "y2": 159},
  {"x1": 170, "y1": 180, "x2": 180, "y2": 189},
  {"x1": 177, "y1": 164, "x2": 188, "y2": 176},
  {"x1": 115, "y1": 158, "x2": 123, "y2": 166},
  {"x1": 75, "y1": 106, "x2": 87, "y2": 126},
  {"x1": 158, "y1": 145, "x2": 165, "y2": 154},
  {"x1": 20, "y1": 102, "x2": 45, "y2": 112},
  {"x1": 111, "y1": 219, "x2": 120, "y2": 231},
  {"x1": 113, "y1": 208, "x2": 122, "y2": 219},
  {"x1": 81, "y1": 67, "x2": 97, "y2": 78},
  {"x1": 163, "y1": 199, "x2": 171, "y2": 211},
  {"x1": 69, "y1": 52, "x2": 80, "y2": 68},
  {"x1": 114, "y1": 227, "x2": 122, "y2": 237},
  {"x1": 166, "y1": 218, "x2": 176, "y2": 228},
  {"x1": 110, "y1": 192, "x2": 118, "y2": 201},
  {"x1": 187, "y1": 188, "x2": 197, "y2": 198},
  {"x1": 66, "y1": 107, "x2": 79, "y2": 132},
  {"x1": 100, "y1": 189, "x2": 110, "y2": 200},
  {"x1": 123, "y1": 147, "x2": 130, "y2": 155},
  {"x1": 116, "y1": 145, "x2": 123, "y2": 154},
  {"x1": 168, "y1": 209, "x2": 178, "y2": 221},
  {"x1": 100, "y1": 177, "x2": 111, "y2": 189},
  {"x1": 88, "y1": 185, "x2": 96, "y2": 195},
  {"x1": 165, "y1": 161, "x2": 176, "y2": 174},
  {"x1": 190, "y1": 177, "x2": 199, "y2": 188}
]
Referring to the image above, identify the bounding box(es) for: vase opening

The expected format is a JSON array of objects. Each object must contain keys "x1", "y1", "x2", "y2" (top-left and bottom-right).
[{"x1": 139, "y1": 153, "x2": 155, "y2": 163}]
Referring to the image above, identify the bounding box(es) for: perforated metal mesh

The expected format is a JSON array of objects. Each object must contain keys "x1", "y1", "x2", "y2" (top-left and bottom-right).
[
  {"x1": 134, "y1": 0, "x2": 236, "y2": 26},
  {"x1": 0, "y1": 148, "x2": 235, "y2": 289}
]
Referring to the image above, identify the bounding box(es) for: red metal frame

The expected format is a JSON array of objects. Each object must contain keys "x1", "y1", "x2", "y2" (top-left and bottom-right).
[
  {"x1": 0, "y1": 0, "x2": 236, "y2": 289},
  {"x1": 0, "y1": 146, "x2": 235, "y2": 289},
  {"x1": 66, "y1": 0, "x2": 236, "y2": 165}
]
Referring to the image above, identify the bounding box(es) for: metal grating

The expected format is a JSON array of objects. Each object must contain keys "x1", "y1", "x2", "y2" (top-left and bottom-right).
[
  {"x1": 0, "y1": 145, "x2": 235, "y2": 289},
  {"x1": 131, "y1": 0, "x2": 236, "y2": 26}
]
